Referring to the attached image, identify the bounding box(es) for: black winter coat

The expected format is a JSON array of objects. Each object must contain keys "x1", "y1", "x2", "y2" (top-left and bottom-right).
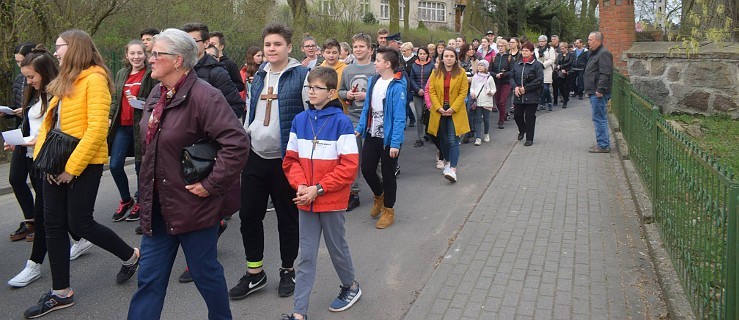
[
  {"x1": 409, "y1": 59, "x2": 434, "y2": 96},
  {"x1": 572, "y1": 49, "x2": 589, "y2": 71},
  {"x1": 584, "y1": 45, "x2": 613, "y2": 95},
  {"x1": 194, "y1": 54, "x2": 245, "y2": 118},
  {"x1": 5, "y1": 73, "x2": 25, "y2": 126},
  {"x1": 489, "y1": 52, "x2": 514, "y2": 85},
  {"x1": 219, "y1": 54, "x2": 246, "y2": 93},
  {"x1": 510, "y1": 58, "x2": 544, "y2": 105}
]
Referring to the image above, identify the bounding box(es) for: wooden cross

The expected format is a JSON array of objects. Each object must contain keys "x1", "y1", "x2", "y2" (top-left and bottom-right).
[{"x1": 260, "y1": 87, "x2": 278, "y2": 126}]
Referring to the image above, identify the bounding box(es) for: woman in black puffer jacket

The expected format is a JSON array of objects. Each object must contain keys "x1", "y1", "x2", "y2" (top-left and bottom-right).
[
  {"x1": 409, "y1": 47, "x2": 434, "y2": 146},
  {"x1": 510, "y1": 41, "x2": 544, "y2": 146}
]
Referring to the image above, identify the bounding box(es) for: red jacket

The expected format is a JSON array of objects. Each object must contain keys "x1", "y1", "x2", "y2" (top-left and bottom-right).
[
  {"x1": 138, "y1": 71, "x2": 249, "y2": 235},
  {"x1": 283, "y1": 99, "x2": 359, "y2": 212}
]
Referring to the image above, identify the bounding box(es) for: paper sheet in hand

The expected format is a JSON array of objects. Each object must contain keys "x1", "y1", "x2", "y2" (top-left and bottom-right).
[
  {"x1": 129, "y1": 99, "x2": 144, "y2": 110},
  {"x1": 0, "y1": 106, "x2": 15, "y2": 115},
  {"x1": 1, "y1": 129, "x2": 25, "y2": 145}
]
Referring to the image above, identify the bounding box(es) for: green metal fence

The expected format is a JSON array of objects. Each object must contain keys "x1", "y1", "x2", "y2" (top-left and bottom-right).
[{"x1": 611, "y1": 72, "x2": 738, "y2": 319}]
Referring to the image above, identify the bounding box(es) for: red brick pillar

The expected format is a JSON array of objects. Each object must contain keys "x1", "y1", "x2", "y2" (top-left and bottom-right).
[{"x1": 599, "y1": 0, "x2": 635, "y2": 74}]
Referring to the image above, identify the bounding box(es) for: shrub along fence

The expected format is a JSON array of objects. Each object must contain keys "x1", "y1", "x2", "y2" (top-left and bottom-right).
[{"x1": 611, "y1": 72, "x2": 738, "y2": 319}]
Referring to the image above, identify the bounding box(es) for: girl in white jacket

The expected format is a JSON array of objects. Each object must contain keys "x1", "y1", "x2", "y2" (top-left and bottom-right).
[{"x1": 469, "y1": 60, "x2": 497, "y2": 145}]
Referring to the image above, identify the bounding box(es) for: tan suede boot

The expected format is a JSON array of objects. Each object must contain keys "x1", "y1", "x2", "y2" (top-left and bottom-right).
[
  {"x1": 375, "y1": 207, "x2": 395, "y2": 229},
  {"x1": 370, "y1": 193, "x2": 384, "y2": 218}
]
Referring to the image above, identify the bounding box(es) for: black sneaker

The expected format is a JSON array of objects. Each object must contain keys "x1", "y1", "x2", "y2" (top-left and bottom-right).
[
  {"x1": 125, "y1": 203, "x2": 140, "y2": 221},
  {"x1": 135, "y1": 226, "x2": 143, "y2": 235},
  {"x1": 116, "y1": 253, "x2": 139, "y2": 284},
  {"x1": 346, "y1": 194, "x2": 360, "y2": 212},
  {"x1": 278, "y1": 268, "x2": 295, "y2": 297},
  {"x1": 229, "y1": 271, "x2": 267, "y2": 300},
  {"x1": 24, "y1": 291, "x2": 75, "y2": 319},
  {"x1": 113, "y1": 198, "x2": 135, "y2": 221},
  {"x1": 178, "y1": 268, "x2": 193, "y2": 283}
]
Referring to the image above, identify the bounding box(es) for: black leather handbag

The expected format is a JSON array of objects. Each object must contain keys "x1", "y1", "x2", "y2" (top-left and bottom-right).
[
  {"x1": 34, "y1": 129, "x2": 80, "y2": 176},
  {"x1": 181, "y1": 139, "x2": 220, "y2": 185}
]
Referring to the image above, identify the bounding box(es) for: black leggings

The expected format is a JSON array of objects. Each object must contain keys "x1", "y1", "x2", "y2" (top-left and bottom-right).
[
  {"x1": 361, "y1": 137, "x2": 397, "y2": 208},
  {"x1": 44, "y1": 164, "x2": 134, "y2": 289},
  {"x1": 9, "y1": 148, "x2": 34, "y2": 220}
]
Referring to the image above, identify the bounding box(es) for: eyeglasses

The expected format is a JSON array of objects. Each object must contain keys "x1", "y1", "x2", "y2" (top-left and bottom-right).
[
  {"x1": 151, "y1": 51, "x2": 176, "y2": 59},
  {"x1": 303, "y1": 85, "x2": 329, "y2": 92},
  {"x1": 303, "y1": 44, "x2": 317, "y2": 48},
  {"x1": 192, "y1": 38, "x2": 205, "y2": 43},
  {"x1": 54, "y1": 43, "x2": 68, "y2": 51}
]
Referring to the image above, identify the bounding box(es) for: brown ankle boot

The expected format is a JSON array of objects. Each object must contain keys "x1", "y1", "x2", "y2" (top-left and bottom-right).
[
  {"x1": 375, "y1": 207, "x2": 394, "y2": 229},
  {"x1": 370, "y1": 193, "x2": 384, "y2": 218}
]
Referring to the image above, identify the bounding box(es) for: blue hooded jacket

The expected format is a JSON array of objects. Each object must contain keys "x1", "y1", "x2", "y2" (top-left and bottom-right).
[{"x1": 355, "y1": 72, "x2": 407, "y2": 148}]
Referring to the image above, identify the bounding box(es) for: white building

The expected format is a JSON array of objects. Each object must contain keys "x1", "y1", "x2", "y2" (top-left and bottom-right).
[{"x1": 274, "y1": 0, "x2": 465, "y2": 31}]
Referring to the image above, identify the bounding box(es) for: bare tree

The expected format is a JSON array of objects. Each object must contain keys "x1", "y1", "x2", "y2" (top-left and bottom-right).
[{"x1": 389, "y1": 0, "x2": 400, "y2": 33}]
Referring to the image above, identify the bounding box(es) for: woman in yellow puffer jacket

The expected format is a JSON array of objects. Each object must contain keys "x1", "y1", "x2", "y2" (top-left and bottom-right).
[
  {"x1": 23, "y1": 29, "x2": 140, "y2": 319},
  {"x1": 427, "y1": 47, "x2": 470, "y2": 183}
]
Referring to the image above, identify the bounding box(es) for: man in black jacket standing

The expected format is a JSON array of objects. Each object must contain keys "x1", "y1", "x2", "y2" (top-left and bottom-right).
[
  {"x1": 572, "y1": 38, "x2": 588, "y2": 100},
  {"x1": 209, "y1": 32, "x2": 246, "y2": 94},
  {"x1": 584, "y1": 31, "x2": 613, "y2": 153},
  {"x1": 182, "y1": 23, "x2": 245, "y2": 119}
]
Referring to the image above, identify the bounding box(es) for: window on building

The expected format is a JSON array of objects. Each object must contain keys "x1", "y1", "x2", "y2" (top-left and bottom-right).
[
  {"x1": 418, "y1": 1, "x2": 446, "y2": 22},
  {"x1": 359, "y1": 0, "x2": 370, "y2": 16},
  {"x1": 320, "y1": 0, "x2": 336, "y2": 16},
  {"x1": 380, "y1": 0, "x2": 405, "y2": 20}
]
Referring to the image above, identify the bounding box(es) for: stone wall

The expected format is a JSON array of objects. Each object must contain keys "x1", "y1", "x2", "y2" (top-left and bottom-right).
[{"x1": 624, "y1": 42, "x2": 739, "y2": 119}]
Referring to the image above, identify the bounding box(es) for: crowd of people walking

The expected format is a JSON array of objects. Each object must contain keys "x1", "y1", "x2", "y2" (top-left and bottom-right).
[{"x1": 2, "y1": 21, "x2": 612, "y2": 319}]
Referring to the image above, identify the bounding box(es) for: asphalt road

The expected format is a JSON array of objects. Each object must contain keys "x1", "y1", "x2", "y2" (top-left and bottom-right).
[{"x1": 0, "y1": 120, "x2": 516, "y2": 320}]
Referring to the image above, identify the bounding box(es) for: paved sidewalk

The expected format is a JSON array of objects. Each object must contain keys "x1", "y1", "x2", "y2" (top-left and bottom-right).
[{"x1": 405, "y1": 102, "x2": 668, "y2": 319}]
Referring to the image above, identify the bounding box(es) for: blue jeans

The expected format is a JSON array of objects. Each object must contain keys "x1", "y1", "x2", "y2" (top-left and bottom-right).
[
  {"x1": 589, "y1": 94, "x2": 611, "y2": 149},
  {"x1": 540, "y1": 83, "x2": 552, "y2": 105},
  {"x1": 439, "y1": 117, "x2": 460, "y2": 167},
  {"x1": 110, "y1": 126, "x2": 134, "y2": 201},
  {"x1": 128, "y1": 197, "x2": 231, "y2": 320},
  {"x1": 474, "y1": 107, "x2": 491, "y2": 138}
]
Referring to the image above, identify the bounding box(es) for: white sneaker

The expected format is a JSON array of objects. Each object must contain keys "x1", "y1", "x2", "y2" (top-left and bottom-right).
[
  {"x1": 8, "y1": 260, "x2": 41, "y2": 287},
  {"x1": 474, "y1": 138, "x2": 482, "y2": 146},
  {"x1": 444, "y1": 169, "x2": 458, "y2": 183},
  {"x1": 436, "y1": 160, "x2": 445, "y2": 170},
  {"x1": 442, "y1": 163, "x2": 451, "y2": 176},
  {"x1": 70, "y1": 238, "x2": 93, "y2": 261},
  {"x1": 483, "y1": 134, "x2": 490, "y2": 142}
]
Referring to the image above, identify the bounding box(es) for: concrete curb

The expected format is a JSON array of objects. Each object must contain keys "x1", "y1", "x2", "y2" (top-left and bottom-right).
[
  {"x1": 0, "y1": 159, "x2": 135, "y2": 196},
  {"x1": 607, "y1": 113, "x2": 696, "y2": 319}
]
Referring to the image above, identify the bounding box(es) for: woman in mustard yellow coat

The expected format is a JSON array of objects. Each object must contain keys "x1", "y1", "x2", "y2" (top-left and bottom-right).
[
  {"x1": 24, "y1": 29, "x2": 140, "y2": 319},
  {"x1": 427, "y1": 47, "x2": 469, "y2": 183}
]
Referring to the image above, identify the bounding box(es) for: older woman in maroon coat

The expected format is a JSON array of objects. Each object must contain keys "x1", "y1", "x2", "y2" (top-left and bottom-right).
[{"x1": 128, "y1": 28, "x2": 249, "y2": 320}]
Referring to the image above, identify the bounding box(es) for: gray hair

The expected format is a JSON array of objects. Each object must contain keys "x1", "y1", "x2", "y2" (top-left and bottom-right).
[
  {"x1": 538, "y1": 35, "x2": 548, "y2": 41},
  {"x1": 153, "y1": 28, "x2": 198, "y2": 70},
  {"x1": 589, "y1": 31, "x2": 604, "y2": 42}
]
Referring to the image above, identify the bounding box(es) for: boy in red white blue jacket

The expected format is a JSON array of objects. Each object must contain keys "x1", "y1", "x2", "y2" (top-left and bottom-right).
[{"x1": 281, "y1": 67, "x2": 361, "y2": 320}]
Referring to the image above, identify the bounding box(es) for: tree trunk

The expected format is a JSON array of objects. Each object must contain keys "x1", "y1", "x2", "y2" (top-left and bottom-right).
[
  {"x1": 0, "y1": 0, "x2": 19, "y2": 107},
  {"x1": 579, "y1": 0, "x2": 587, "y2": 18},
  {"x1": 463, "y1": 0, "x2": 472, "y2": 32},
  {"x1": 288, "y1": 0, "x2": 309, "y2": 30},
  {"x1": 587, "y1": 0, "x2": 598, "y2": 20},
  {"x1": 497, "y1": 0, "x2": 508, "y2": 36},
  {"x1": 403, "y1": 0, "x2": 409, "y2": 33},
  {"x1": 389, "y1": 0, "x2": 400, "y2": 33},
  {"x1": 516, "y1": 0, "x2": 526, "y2": 35}
]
